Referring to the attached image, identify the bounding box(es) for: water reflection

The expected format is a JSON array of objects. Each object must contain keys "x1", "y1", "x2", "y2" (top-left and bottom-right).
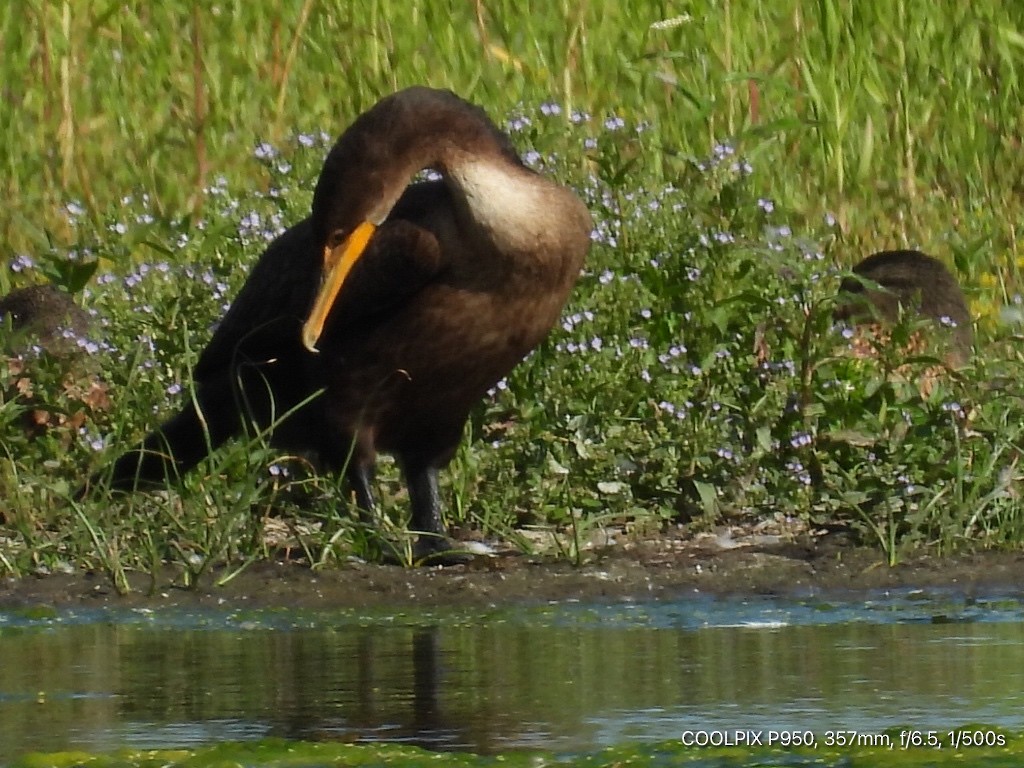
[{"x1": 2, "y1": 593, "x2": 1024, "y2": 760}]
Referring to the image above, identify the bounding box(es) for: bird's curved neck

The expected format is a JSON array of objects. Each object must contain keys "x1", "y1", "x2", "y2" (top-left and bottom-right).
[{"x1": 441, "y1": 154, "x2": 553, "y2": 256}]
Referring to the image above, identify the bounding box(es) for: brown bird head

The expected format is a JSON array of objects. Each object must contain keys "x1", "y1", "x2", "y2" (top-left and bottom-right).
[
  {"x1": 834, "y1": 250, "x2": 969, "y2": 326},
  {"x1": 834, "y1": 249, "x2": 974, "y2": 368},
  {"x1": 0, "y1": 284, "x2": 90, "y2": 349},
  {"x1": 302, "y1": 87, "x2": 526, "y2": 353}
]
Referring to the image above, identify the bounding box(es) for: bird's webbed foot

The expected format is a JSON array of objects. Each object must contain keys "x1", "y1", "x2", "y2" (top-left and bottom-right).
[{"x1": 411, "y1": 534, "x2": 474, "y2": 566}]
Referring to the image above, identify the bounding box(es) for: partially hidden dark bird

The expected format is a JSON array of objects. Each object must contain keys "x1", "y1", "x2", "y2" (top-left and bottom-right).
[
  {"x1": 102, "y1": 86, "x2": 593, "y2": 561},
  {"x1": 1, "y1": 283, "x2": 109, "y2": 441},
  {"x1": 0, "y1": 284, "x2": 91, "y2": 353},
  {"x1": 834, "y1": 249, "x2": 973, "y2": 367}
]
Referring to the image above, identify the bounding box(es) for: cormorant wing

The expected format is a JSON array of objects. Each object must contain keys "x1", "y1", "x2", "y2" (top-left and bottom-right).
[
  {"x1": 321, "y1": 180, "x2": 453, "y2": 331},
  {"x1": 194, "y1": 182, "x2": 453, "y2": 382},
  {"x1": 194, "y1": 218, "x2": 320, "y2": 383}
]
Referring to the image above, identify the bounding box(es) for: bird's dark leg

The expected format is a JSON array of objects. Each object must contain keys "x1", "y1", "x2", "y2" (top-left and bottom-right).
[
  {"x1": 404, "y1": 462, "x2": 468, "y2": 564},
  {"x1": 407, "y1": 465, "x2": 444, "y2": 536}
]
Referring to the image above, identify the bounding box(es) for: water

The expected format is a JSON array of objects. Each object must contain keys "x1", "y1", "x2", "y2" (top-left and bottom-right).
[{"x1": 2, "y1": 589, "x2": 1024, "y2": 761}]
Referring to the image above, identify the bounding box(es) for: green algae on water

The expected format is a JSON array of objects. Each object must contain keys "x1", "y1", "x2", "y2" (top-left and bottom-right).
[{"x1": 11, "y1": 732, "x2": 1024, "y2": 768}]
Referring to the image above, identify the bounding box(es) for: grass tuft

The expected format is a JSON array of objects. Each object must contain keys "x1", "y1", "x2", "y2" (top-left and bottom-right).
[{"x1": 4, "y1": 3, "x2": 1024, "y2": 579}]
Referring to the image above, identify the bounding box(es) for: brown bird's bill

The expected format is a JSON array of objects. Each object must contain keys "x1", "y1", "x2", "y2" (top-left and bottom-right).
[{"x1": 302, "y1": 221, "x2": 377, "y2": 353}]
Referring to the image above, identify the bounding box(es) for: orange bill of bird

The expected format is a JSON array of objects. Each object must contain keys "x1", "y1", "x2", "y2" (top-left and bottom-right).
[{"x1": 301, "y1": 221, "x2": 378, "y2": 353}]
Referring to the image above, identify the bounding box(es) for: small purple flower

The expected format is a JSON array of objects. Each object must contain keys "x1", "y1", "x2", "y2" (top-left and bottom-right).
[
  {"x1": 253, "y1": 141, "x2": 276, "y2": 160},
  {"x1": 10, "y1": 253, "x2": 35, "y2": 273},
  {"x1": 79, "y1": 428, "x2": 107, "y2": 452},
  {"x1": 522, "y1": 149, "x2": 542, "y2": 167},
  {"x1": 166, "y1": 383, "x2": 182, "y2": 396},
  {"x1": 76, "y1": 338, "x2": 100, "y2": 355},
  {"x1": 790, "y1": 432, "x2": 813, "y2": 448},
  {"x1": 604, "y1": 116, "x2": 626, "y2": 131},
  {"x1": 540, "y1": 102, "x2": 562, "y2": 116},
  {"x1": 758, "y1": 198, "x2": 775, "y2": 213},
  {"x1": 507, "y1": 115, "x2": 531, "y2": 132},
  {"x1": 239, "y1": 211, "x2": 262, "y2": 234},
  {"x1": 785, "y1": 460, "x2": 812, "y2": 486}
]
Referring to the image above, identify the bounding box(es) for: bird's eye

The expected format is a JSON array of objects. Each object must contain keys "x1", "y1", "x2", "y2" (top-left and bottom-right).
[{"x1": 328, "y1": 229, "x2": 346, "y2": 249}]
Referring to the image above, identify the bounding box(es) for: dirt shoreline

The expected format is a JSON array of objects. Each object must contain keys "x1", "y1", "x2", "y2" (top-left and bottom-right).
[{"x1": 3, "y1": 532, "x2": 1024, "y2": 611}]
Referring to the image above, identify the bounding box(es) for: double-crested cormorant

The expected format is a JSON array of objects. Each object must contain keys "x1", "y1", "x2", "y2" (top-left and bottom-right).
[
  {"x1": 103, "y1": 86, "x2": 592, "y2": 560},
  {"x1": 834, "y1": 249, "x2": 973, "y2": 366}
]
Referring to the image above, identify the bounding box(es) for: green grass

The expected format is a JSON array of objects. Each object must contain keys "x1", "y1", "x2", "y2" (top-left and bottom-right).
[{"x1": 4, "y1": 1, "x2": 1024, "y2": 582}]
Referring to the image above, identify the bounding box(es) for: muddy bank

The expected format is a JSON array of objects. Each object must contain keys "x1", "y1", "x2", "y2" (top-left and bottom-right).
[{"x1": 3, "y1": 531, "x2": 1024, "y2": 610}]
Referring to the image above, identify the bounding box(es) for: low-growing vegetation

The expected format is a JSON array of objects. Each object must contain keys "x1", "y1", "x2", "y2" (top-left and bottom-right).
[{"x1": 3, "y1": 2, "x2": 1024, "y2": 584}]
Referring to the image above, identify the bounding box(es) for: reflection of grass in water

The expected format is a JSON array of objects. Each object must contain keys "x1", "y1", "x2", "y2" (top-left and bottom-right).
[{"x1": 10, "y1": 733, "x2": 1024, "y2": 767}]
